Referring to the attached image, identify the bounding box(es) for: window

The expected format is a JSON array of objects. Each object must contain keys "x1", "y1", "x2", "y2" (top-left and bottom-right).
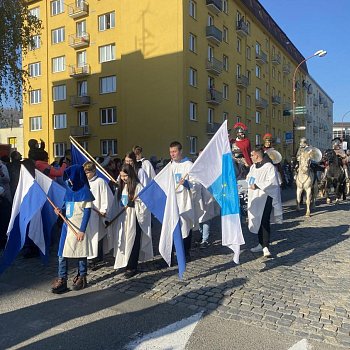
[
  {"x1": 53, "y1": 85, "x2": 66, "y2": 101},
  {"x1": 77, "y1": 50, "x2": 87, "y2": 67},
  {"x1": 223, "y1": 84, "x2": 229, "y2": 100},
  {"x1": 236, "y1": 90, "x2": 241, "y2": 105},
  {"x1": 223, "y1": 55, "x2": 228, "y2": 71},
  {"x1": 189, "y1": 33, "x2": 197, "y2": 53},
  {"x1": 78, "y1": 111, "x2": 88, "y2": 126},
  {"x1": 51, "y1": 0, "x2": 64, "y2": 16},
  {"x1": 100, "y1": 107, "x2": 117, "y2": 125},
  {"x1": 223, "y1": 112, "x2": 228, "y2": 121},
  {"x1": 190, "y1": 102, "x2": 197, "y2": 121},
  {"x1": 76, "y1": 20, "x2": 86, "y2": 37},
  {"x1": 79, "y1": 141, "x2": 88, "y2": 151},
  {"x1": 77, "y1": 81, "x2": 87, "y2": 96},
  {"x1": 255, "y1": 134, "x2": 261, "y2": 146},
  {"x1": 8, "y1": 137, "x2": 17, "y2": 148},
  {"x1": 189, "y1": 67, "x2": 197, "y2": 87},
  {"x1": 29, "y1": 7, "x2": 40, "y2": 19},
  {"x1": 208, "y1": 15, "x2": 214, "y2": 26},
  {"x1": 236, "y1": 64, "x2": 241, "y2": 77},
  {"x1": 223, "y1": 26, "x2": 228, "y2": 43},
  {"x1": 98, "y1": 11, "x2": 115, "y2": 31},
  {"x1": 29, "y1": 89, "x2": 41, "y2": 104},
  {"x1": 246, "y1": 21, "x2": 251, "y2": 34},
  {"x1": 189, "y1": 0, "x2": 196, "y2": 19},
  {"x1": 30, "y1": 35, "x2": 41, "y2": 50},
  {"x1": 222, "y1": 0, "x2": 228, "y2": 13},
  {"x1": 246, "y1": 70, "x2": 251, "y2": 84},
  {"x1": 99, "y1": 44, "x2": 116, "y2": 63},
  {"x1": 52, "y1": 56, "x2": 65, "y2": 73},
  {"x1": 237, "y1": 37, "x2": 241, "y2": 53},
  {"x1": 54, "y1": 143, "x2": 65, "y2": 157},
  {"x1": 100, "y1": 76, "x2": 116, "y2": 94},
  {"x1": 255, "y1": 42, "x2": 261, "y2": 55},
  {"x1": 255, "y1": 65, "x2": 261, "y2": 78},
  {"x1": 208, "y1": 45, "x2": 214, "y2": 61},
  {"x1": 266, "y1": 82, "x2": 269, "y2": 95},
  {"x1": 101, "y1": 139, "x2": 117, "y2": 156},
  {"x1": 189, "y1": 136, "x2": 197, "y2": 155},
  {"x1": 52, "y1": 27, "x2": 65, "y2": 44},
  {"x1": 255, "y1": 87, "x2": 261, "y2": 100},
  {"x1": 29, "y1": 62, "x2": 41, "y2": 77},
  {"x1": 53, "y1": 113, "x2": 67, "y2": 129},
  {"x1": 30, "y1": 116, "x2": 42, "y2": 131},
  {"x1": 246, "y1": 46, "x2": 251, "y2": 60},
  {"x1": 208, "y1": 108, "x2": 214, "y2": 124},
  {"x1": 272, "y1": 66, "x2": 276, "y2": 79},
  {"x1": 255, "y1": 111, "x2": 261, "y2": 124},
  {"x1": 246, "y1": 94, "x2": 251, "y2": 108}
]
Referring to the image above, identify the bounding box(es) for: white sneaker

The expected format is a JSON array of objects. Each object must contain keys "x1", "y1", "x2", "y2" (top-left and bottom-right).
[
  {"x1": 250, "y1": 244, "x2": 263, "y2": 253},
  {"x1": 263, "y1": 247, "x2": 272, "y2": 257}
]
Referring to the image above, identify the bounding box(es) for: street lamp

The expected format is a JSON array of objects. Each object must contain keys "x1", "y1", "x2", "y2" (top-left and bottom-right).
[
  {"x1": 341, "y1": 110, "x2": 350, "y2": 142},
  {"x1": 292, "y1": 50, "x2": 327, "y2": 155}
]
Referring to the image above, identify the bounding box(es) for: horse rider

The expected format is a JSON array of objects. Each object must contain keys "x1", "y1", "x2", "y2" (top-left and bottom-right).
[{"x1": 332, "y1": 138, "x2": 349, "y2": 180}]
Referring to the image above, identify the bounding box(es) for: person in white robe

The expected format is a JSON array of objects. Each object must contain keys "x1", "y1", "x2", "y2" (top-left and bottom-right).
[
  {"x1": 113, "y1": 164, "x2": 153, "y2": 278},
  {"x1": 83, "y1": 162, "x2": 114, "y2": 262},
  {"x1": 247, "y1": 146, "x2": 283, "y2": 258},
  {"x1": 123, "y1": 151, "x2": 150, "y2": 187},
  {"x1": 133, "y1": 145, "x2": 156, "y2": 180}
]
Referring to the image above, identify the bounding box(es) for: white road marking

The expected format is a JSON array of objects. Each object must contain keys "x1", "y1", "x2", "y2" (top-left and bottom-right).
[
  {"x1": 125, "y1": 312, "x2": 203, "y2": 350},
  {"x1": 288, "y1": 339, "x2": 312, "y2": 350}
]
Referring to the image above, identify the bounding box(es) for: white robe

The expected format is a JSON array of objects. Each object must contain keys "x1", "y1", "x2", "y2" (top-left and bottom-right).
[
  {"x1": 113, "y1": 183, "x2": 153, "y2": 269},
  {"x1": 247, "y1": 161, "x2": 283, "y2": 233},
  {"x1": 137, "y1": 168, "x2": 150, "y2": 187},
  {"x1": 141, "y1": 158, "x2": 156, "y2": 180},
  {"x1": 170, "y1": 159, "x2": 195, "y2": 238},
  {"x1": 87, "y1": 175, "x2": 114, "y2": 259}
]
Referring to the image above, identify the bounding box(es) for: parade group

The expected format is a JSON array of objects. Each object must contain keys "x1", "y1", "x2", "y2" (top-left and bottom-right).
[{"x1": 0, "y1": 122, "x2": 348, "y2": 294}]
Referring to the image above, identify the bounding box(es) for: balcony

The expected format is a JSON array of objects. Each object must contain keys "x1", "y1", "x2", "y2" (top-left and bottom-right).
[
  {"x1": 313, "y1": 125, "x2": 318, "y2": 134},
  {"x1": 236, "y1": 75, "x2": 249, "y2": 88},
  {"x1": 271, "y1": 54, "x2": 281, "y2": 65},
  {"x1": 236, "y1": 20, "x2": 249, "y2": 36},
  {"x1": 255, "y1": 97, "x2": 268, "y2": 109},
  {"x1": 282, "y1": 64, "x2": 291, "y2": 75},
  {"x1": 283, "y1": 102, "x2": 291, "y2": 111},
  {"x1": 206, "y1": 57, "x2": 223, "y2": 75},
  {"x1": 207, "y1": 122, "x2": 222, "y2": 135},
  {"x1": 206, "y1": 89, "x2": 223, "y2": 105},
  {"x1": 313, "y1": 99, "x2": 319, "y2": 107},
  {"x1": 323, "y1": 101, "x2": 328, "y2": 108},
  {"x1": 206, "y1": 25, "x2": 222, "y2": 46},
  {"x1": 305, "y1": 114, "x2": 313, "y2": 123},
  {"x1": 271, "y1": 95, "x2": 281, "y2": 105},
  {"x1": 69, "y1": 64, "x2": 91, "y2": 78},
  {"x1": 69, "y1": 32, "x2": 90, "y2": 49},
  {"x1": 206, "y1": 0, "x2": 222, "y2": 15},
  {"x1": 70, "y1": 125, "x2": 91, "y2": 137},
  {"x1": 255, "y1": 50, "x2": 267, "y2": 64},
  {"x1": 68, "y1": 1, "x2": 88, "y2": 19},
  {"x1": 70, "y1": 95, "x2": 91, "y2": 107}
]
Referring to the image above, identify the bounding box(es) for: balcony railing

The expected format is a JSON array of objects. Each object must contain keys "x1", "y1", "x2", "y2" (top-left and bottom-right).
[
  {"x1": 236, "y1": 75, "x2": 249, "y2": 88},
  {"x1": 283, "y1": 64, "x2": 291, "y2": 75},
  {"x1": 255, "y1": 50, "x2": 267, "y2": 64},
  {"x1": 313, "y1": 99, "x2": 319, "y2": 106},
  {"x1": 206, "y1": 0, "x2": 222, "y2": 14},
  {"x1": 70, "y1": 125, "x2": 91, "y2": 137},
  {"x1": 206, "y1": 25, "x2": 222, "y2": 46},
  {"x1": 207, "y1": 122, "x2": 222, "y2": 134},
  {"x1": 69, "y1": 64, "x2": 90, "y2": 78},
  {"x1": 271, "y1": 95, "x2": 281, "y2": 105},
  {"x1": 255, "y1": 97, "x2": 268, "y2": 109},
  {"x1": 69, "y1": 32, "x2": 90, "y2": 49},
  {"x1": 206, "y1": 57, "x2": 223, "y2": 75},
  {"x1": 70, "y1": 95, "x2": 91, "y2": 107},
  {"x1": 236, "y1": 20, "x2": 249, "y2": 36},
  {"x1": 68, "y1": 1, "x2": 88, "y2": 19},
  {"x1": 206, "y1": 89, "x2": 223, "y2": 105},
  {"x1": 271, "y1": 54, "x2": 281, "y2": 65}
]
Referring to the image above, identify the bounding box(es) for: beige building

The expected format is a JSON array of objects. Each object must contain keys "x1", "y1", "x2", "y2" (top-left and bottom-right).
[{"x1": 23, "y1": 0, "x2": 328, "y2": 161}]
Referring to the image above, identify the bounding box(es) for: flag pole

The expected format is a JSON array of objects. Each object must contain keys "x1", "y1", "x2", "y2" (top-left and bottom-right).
[
  {"x1": 46, "y1": 196, "x2": 79, "y2": 237},
  {"x1": 69, "y1": 136, "x2": 117, "y2": 184}
]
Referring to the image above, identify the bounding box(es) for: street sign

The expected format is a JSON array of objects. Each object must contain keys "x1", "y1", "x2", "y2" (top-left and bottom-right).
[{"x1": 285, "y1": 131, "x2": 293, "y2": 144}]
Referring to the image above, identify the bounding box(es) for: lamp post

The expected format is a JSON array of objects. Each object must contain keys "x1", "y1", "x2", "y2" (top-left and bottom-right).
[
  {"x1": 341, "y1": 110, "x2": 350, "y2": 142},
  {"x1": 292, "y1": 50, "x2": 327, "y2": 155}
]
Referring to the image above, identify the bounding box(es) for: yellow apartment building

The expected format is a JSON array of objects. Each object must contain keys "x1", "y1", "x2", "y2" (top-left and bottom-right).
[{"x1": 23, "y1": 0, "x2": 310, "y2": 161}]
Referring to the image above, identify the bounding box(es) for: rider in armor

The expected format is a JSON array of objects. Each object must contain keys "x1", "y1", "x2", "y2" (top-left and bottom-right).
[
  {"x1": 332, "y1": 137, "x2": 349, "y2": 179},
  {"x1": 262, "y1": 133, "x2": 274, "y2": 151}
]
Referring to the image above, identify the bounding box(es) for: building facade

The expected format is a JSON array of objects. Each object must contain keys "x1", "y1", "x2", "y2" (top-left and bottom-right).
[{"x1": 23, "y1": 0, "x2": 330, "y2": 161}]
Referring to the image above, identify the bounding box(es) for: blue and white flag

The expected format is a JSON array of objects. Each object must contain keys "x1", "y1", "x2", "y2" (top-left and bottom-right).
[
  {"x1": 189, "y1": 120, "x2": 245, "y2": 264},
  {"x1": 0, "y1": 166, "x2": 47, "y2": 274},
  {"x1": 71, "y1": 139, "x2": 111, "y2": 183},
  {"x1": 28, "y1": 170, "x2": 66, "y2": 262},
  {"x1": 138, "y1": 163, "x2": 186, "y2": 279}
]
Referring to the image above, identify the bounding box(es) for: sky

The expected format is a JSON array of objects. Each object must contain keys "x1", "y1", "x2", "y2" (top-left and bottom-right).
[{"x1": 259, "y1": 0, "x2": 350, "y2": 122}]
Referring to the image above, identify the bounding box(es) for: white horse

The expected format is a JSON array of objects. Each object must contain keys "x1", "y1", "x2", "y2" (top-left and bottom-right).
[{"x1": 296, "y1": 150, "x2": 318, "y2": 217}]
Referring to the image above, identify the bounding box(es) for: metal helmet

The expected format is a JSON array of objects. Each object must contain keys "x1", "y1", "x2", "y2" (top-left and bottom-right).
[
  {"x1": 332, "y1": 138, "x2": 341, "y2": 149},
  {"x1": 299, "y1": 137, "x2": 308, "y2": 147}
]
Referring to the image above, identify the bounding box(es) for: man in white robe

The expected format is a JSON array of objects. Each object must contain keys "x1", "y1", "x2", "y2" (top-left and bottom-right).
[
  {"x1": 247, "y1": 146, "x2": 282, "y2": 258},
  {"x1": 133, "y1": 145, "x2": 156, "y2": 180}
]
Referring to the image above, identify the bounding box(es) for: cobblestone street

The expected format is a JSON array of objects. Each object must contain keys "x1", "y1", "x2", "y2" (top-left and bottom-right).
[{"x1": 3, "y1": 190, "x2": 350, "y2": 348}]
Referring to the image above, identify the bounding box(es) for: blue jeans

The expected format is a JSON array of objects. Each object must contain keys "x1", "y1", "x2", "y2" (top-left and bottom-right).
[
  {"x1": 199, "y1": 220, "x2": 211, "y2": 243},
  {"x1": 58, "y1": 256, "x2": 87, "y2": 279}
]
